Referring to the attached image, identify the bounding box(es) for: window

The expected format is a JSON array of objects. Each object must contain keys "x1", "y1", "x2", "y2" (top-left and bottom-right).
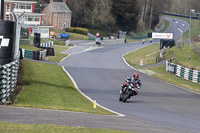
[
  {"x1": 14, "y1": 4, "x2": 18, "y2": 9},
  {"x1": 60, "y1": 14, "x2": 63, "y2": 19},
  {"x1": 6, "y1": 4, "x2": 10, "y2": 12},
  {"x1": 5, "y1": 14, "x2": 10, "y2": 20},
  {"x1": 26, "y1": 4, "x2": 32, "y2": 9},
  {"x1": 14, "y1": 4, "x2": 32, "y2": 10},
  {"x1": 25, "y1": 16, "x2": 28, "y2": 21},
  {"x1": 59, "y1": 22, "x2": 62, "y2": 27},
  {"x1": 35, "y1": 16, "x2": 40, "y2": 21},
  {"x1": 26, "y1": 16, "x2": 40, "y2": 22}
]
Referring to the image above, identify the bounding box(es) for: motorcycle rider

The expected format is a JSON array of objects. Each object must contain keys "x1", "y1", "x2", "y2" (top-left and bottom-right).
[
  {"x1": 129, "y1": 73, "x2": 142, "y2": 88},
  {"x1": 120, "y1": 73, "x2": 142, "y2": 95}
]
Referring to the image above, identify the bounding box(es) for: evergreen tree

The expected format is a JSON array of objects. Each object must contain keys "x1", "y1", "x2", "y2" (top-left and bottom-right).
[{"x1": 111, "y1": 0, "x2": 139, "y2": 31}]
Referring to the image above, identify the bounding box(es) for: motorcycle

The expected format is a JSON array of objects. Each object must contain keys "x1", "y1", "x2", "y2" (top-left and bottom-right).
[{"x1": 119, "y1": 79, "x2": 140, "y2": 102}]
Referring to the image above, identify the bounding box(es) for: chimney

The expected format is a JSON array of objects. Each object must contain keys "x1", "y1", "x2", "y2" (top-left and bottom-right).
[{"x1": 63, "y1": 0, "x2": 66, "y2": 3}]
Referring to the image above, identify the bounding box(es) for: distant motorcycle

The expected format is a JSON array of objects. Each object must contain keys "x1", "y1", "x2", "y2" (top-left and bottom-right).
[
  {"x1": 119, "y1": 79, "x2": 140, "y2": 102},
  {"x1": 142, "y1": 39, "x2": 145, "y2": 44}
]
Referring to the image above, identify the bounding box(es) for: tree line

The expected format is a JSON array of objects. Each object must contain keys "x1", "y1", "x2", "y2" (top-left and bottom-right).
[{"x1": 35, "y1": 0, "x2": 200, "y2": 33}]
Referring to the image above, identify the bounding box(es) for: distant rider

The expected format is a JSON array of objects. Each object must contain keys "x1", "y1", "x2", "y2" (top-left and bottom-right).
[{"x1": 142, "y1": 39, "x2": 145, "y2": 44}]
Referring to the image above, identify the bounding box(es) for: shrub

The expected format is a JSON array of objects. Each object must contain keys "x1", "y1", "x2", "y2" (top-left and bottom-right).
[{"x1": 66, "y1": 27, "x2": 89, "y2": 35}]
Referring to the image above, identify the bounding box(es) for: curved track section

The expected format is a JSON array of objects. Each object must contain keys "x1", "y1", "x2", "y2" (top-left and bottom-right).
[{"x1": 60, "y1": 17, "x2": 200, "y2": 132}]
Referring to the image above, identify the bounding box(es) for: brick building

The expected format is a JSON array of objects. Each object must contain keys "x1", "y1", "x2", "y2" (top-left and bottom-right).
[
  {"x1": 42, "y1": 0, "x2": 71, "y2": 31},
  {"x1": 4, "y1": 0, "x2": 53, "y2": 38}
]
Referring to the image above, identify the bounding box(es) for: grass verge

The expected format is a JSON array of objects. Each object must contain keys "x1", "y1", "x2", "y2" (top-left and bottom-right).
[
  {"x1": 160, "y1": 19, "x2": 170, "y2": 33},
  {"x1": 163, "y1": 45, "x2": 200, "y2": 70},
  {"x1": 14, "y1": 60, "x2": 114, "y2": 115},
  {"x1": 141, "y1": 65, "x2": 200, "y2": 93},
  {"x1": 124, "y1": 42, "x2": 200, "y2": 92},
  {"x1": 46, "y1": 45, "x2": 72, "y2": 62},
  {"x1": 124, "y1": 43, "x2": 160, "y2": 66},
  {"x1": 19, "y1": 44, "x2": 42, "y2": 51},
  {"x1": 0, "y1": 122, "x2": 132, "y2": 133}
]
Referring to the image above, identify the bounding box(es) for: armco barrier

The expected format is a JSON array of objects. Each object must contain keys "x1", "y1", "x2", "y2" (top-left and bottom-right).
[
  {"x1": 0, "y1": 55, "x2": 19, "y2": 104},
  {"x1": 166, "y1": 60, "x2": 200, "y2": 84}
]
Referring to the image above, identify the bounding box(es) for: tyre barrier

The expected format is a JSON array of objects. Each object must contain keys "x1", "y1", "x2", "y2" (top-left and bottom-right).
[
  {"x1": 166, "y1": 60, "x2": 200, "y2": 84},
  {"x1": 21, "y1": 48, "x2": 47, "y2": 60},
  {"x1": 0, "y1": 55, "x2": 20, "y2": 105},
  {"x1": 40, "y1": 41, "x2": 54, "y2": 47}
]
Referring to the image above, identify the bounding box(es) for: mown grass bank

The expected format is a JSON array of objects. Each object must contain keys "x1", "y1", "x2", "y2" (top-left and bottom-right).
[
  {"x1": 160, "y1": 19, "x2": 170, "y2": 33},
  {"x1": 0, "y1": 122, "x2": 132, "y2": 133},
  {"x1": 14, "y1": 60, "x2": 114, "y2": 115},
  {"x1": 124, "y1": 43, "x2": 160, "y2": 66},
  {"x1": 124, "y1": 42, "x2": 200, "y2": 93}
]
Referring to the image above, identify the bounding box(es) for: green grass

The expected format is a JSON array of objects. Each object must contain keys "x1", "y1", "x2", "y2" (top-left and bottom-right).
[
  {"x1": 163, "y1": 45, "x2": 200, "y2": 70},
  {"x1": 124, "y1": 43, "x2": 160, "y2": 66},
  {"x1": 160, "y1": 19, "x2": 170, "y2": 33},
  {"x1": 19, "y1": 44, "x2": 42, "y2": 51},
  {"x1": 14, "y1": 60, "x2": 114, "y2": 115},
  {"x1": 47, "y1": 45, "x2": 70, "y2": 62},
  {"x1": 0, "y1": 122, "x2": 132, "y2": 133},
  {"x1": 124, "y1": 42, "x2": 200, "y2": 93},
  {"x1": 142, "y1": 65, "x2": 200, "y2": 93},
  {"x1": 51, "y1": 39, "x2": 65, "y2": 46}
]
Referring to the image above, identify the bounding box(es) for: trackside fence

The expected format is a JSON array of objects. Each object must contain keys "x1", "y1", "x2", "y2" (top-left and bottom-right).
[
  {"x1": 0, "y1": 55, "x2": 20, "y2": 104},
  {"x1": 166, "y1": 60, "x2": 200, "y2": 83}
]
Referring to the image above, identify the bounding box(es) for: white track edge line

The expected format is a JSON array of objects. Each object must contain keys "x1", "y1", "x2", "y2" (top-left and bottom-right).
[{"x1": 60, "y1": 42, "x2": 125, "y2": 117}]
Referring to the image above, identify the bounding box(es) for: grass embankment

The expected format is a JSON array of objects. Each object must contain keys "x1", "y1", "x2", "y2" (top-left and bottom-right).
[
  {"x1": 14, "y1": 60, "x2": 113, "y2": 115},
  {"x1": 124, "y1": 43, "x2": 160, "y2": 66},
  {"x1": 0, "y1": 122, "x2": 132, "y2": 133},
  {"x1": 46, "y1": 44, "x2": 74, "y2": 62},
  {"x1": 160, "y1": 19, "x2": 170, "y2": 33},
  {"x1": 124, "y1": 43, "x2": 200, "y2": 93},
  {"x1": 19, "y1": 44, "x2": 42, "y2": 51}
]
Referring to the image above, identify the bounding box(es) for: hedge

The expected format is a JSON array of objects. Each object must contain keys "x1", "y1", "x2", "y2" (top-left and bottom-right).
[{"x1": 66, "y1": 27, "x2": 89, "y2": 35}]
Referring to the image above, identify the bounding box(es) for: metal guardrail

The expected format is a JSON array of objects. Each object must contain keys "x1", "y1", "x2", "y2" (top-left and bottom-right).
[
  {"x1": 0, "y1": 55, "x2": 20, "y2": 104},
  {"x1": 166, "y1": 60, "x2": 200, "y2": 83}
]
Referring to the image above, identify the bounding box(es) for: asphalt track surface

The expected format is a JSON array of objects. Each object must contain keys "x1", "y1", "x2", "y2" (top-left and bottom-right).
[{"x1": 1, "y1": 17, "x2": 200, "y2": 133}]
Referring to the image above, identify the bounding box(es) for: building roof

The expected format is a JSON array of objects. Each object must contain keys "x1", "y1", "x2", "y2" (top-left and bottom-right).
[
  {"x1": 53, "y1": 2, "x2": 71, "y2": 13},
  {"x1": 5, "y1": 0, "x2": 37, "y2": 4}
]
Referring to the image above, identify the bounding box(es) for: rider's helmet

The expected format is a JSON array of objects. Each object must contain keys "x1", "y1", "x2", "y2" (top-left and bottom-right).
[{"x1": 133, "y1": 73, "x2": 139, "y2": 80}]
